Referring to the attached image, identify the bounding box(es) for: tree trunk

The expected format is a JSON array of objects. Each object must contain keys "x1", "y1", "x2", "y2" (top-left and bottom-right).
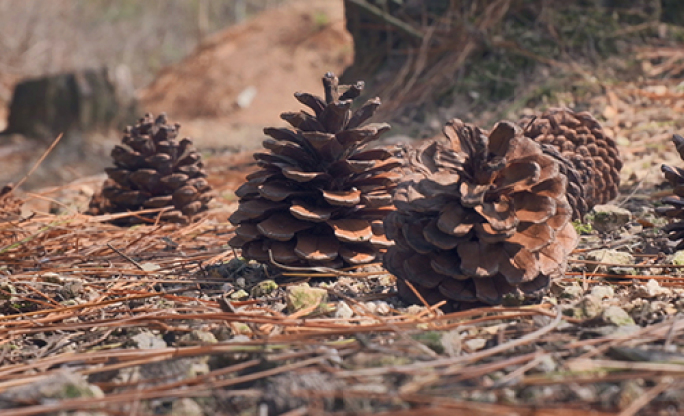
[{"x1": 3, "y1": 66, "x2": 139, "y2": 143}]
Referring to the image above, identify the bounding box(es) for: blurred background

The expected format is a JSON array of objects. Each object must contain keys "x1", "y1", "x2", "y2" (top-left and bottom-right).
[{"x1": 0, "y1": 0, "x2": 683, "y2": 192}]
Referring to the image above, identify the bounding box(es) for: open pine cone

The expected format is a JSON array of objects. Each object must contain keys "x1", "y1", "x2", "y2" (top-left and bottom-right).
[
  {"x1": 658, "y1": 134, "x2": 684, "y2": 249},
  {"x1": 521, "y1": 108, "x2": 622, "y2": 220},
  {"x1": 229, "y1": 72, "x2": 401, "y2": 269},
  {"x1": 87, "y1": 113, "x2": 213, "y2": 225},
  {"x1": 384, "y1": 119, "x2": 578, "y2": 308}
]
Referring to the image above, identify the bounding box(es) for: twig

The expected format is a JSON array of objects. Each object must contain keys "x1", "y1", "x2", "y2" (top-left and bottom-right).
[
  {"x1": 13, "y1": 133, "x2": 64, "y2": 191},
  {"x1": 107, "y1": 243, "x2": 145, "y2": 271}
]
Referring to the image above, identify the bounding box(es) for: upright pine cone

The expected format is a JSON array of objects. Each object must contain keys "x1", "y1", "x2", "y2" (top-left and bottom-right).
[
  {"x1": 228, "y1": 73, "x2": 401, "y2": 269},
  {"x1": 521, "y1": 108, "x2": 622, "y2": 220},
  {"x1": 384, "y1": 119, "x2": 578, "y2": 308},
  {"x1": 658, "y1": 134, "x2": 684, "y2": 249},
  {"x1": 88, "y1": 113, "x2": 213, "y2": 225}
]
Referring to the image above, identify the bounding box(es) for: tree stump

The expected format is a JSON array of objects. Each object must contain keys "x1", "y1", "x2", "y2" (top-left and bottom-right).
[{"x1": 3, "y1": 66, "x2": 139, "y2": 142}]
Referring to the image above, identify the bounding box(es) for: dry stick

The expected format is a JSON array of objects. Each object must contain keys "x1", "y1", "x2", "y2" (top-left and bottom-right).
[
  {"x1": 13, "y1": 133, "x2": 64, "y2": 191},
  {"x1": 106, "y1": 243, "x2": 145, "y2": 271}
]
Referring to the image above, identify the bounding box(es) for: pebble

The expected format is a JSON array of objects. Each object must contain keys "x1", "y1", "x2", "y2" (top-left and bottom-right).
[
  {"x1": 602, "y1": 305, "x2": 635, "y2": 326},
  {"x1": 464, "y1": 338, "x2": 487, "y2": 352},
  {"x1": 590, "y1": 285, "x2": 615, "y2": 300},
  {"x1": 578, "y1": 295, "x2": 604, "y2": 319},
  {"x1": 285, "y1": 284, "x2": 328, "y2": 313},
  {"x1": 585, "y1": 249, "x2": 635, "y2": 274},
  {"x1": 334, "y1": 301, "x2": 354, "y2": 319},
  {"x1": 591, "y1": 204, "x2": 632, "y2": 233},
  {"x1": 170, "y1": 398, "x2": 204, "y2": 416},
  {"x1": 561, "y1": 284, "x2": 584, "y2": 299},
  {"x1": 634, "y1": 279, "x2": 671, "y2": 298}
]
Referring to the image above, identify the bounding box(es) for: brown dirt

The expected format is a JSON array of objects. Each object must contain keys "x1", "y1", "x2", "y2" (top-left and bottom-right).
[{"x1": 139, "y1": 0, "x2": 352, "y2": 150}]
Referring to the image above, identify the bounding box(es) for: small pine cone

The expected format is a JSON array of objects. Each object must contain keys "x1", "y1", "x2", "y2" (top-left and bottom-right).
[
  {"x1": 88, "y1": 113, "x2": 213, "y2": 225},
  {"x1": 658, "y1": 134, "x2": 684, "y2": 249},
  {"x1": 0, "y1": 184, "x2": 21, "y2": 222},
  {"x1": 228, "y1": 72, "x2": 402, "y2": 269},
  {"x1": 521, "y1": 108, "x2": 622, "y2": 220},
  {"x1": 383, "y1": 119, "x2": 578, "y2": 308}
]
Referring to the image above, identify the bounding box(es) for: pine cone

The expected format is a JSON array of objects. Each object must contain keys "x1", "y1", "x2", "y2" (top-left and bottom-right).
[
  {"x1": 658, "y1": 134, "x2": 684, "y2": 249},
  {"x1": 384, "y1": 119, "x2": 578, "y2": 308},
  {"x1": 88, "y1": 113, "x2": 213, "y2": 225},
  {"x1": 0, "y1": 184, "x2": 21, "y2": 223},
  {"x1": 521, "y1": 108, "x2": 622, "y2": 220},
  {"x1": 228, "y1": 73, "x2": 401, "y2": 269}
]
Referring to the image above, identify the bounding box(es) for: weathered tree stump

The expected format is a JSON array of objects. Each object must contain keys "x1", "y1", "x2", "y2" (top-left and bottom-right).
[{"x1": 3, "y1": 66, "x2": 139, "y2": 142}]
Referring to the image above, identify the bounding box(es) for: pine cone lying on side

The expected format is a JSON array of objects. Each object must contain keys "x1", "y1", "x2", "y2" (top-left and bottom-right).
[
  {"x1": 384, "y1": 119, "x2": 578, "y2": 308},
  {"x1": 521, "y1": 108, "x2": 622, "y2": 220},
  {"x1": 658, "y1": 134, "x2": 684, "y2": 249},
  {"x1": 88, "y1": 113, "x2": 213, "y2": 225},
  {"x1": 229, "y1": 73, "x2": 402, "y2": 269}
]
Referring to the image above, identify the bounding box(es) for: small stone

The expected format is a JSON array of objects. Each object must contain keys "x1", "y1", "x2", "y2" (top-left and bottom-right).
[
  {"x1": 441, "y1": 330, "x2": 462, "y2": 357},
  {"x1": 585, "y1": 249, "x2": 635, "y2": 274},
  {"x1": 229, "y1": 289, "x2": 248, "y2": 300},
  {"x1": 578, "y1": 295, "x2": 604, "y2": 319},
  {"x1": 130, "y1": 332, "x2": 167, "y2": 349},
  {"x1": 373, "y1": 301, "x2": 391, "y2": 315},
  {"x1": 464, "y1": 338, "x2": 487, "y2": 352},
  {"x1": 286, "y1": 284, "x2": 328, "y2": 313},
  {"x1": 362, "y1": 302, "x2": 376, "y2": 314},
  {"x1": 617, "y1": 380, "x2": 645, "y2": 410},
  {"x1": 170, "y1": 398, "x2": 204, "y2": 416},
  {"x1": 590, "y1": 285, "x2": 615, "y2": 300},
  {"x1": 233, "y1": 323, "x2": 252, "y2": 335},
  {"x1": 334, "y1": 301, "x2": 354, "y2": 319},
  {"x1": 469, "y1": 390, "x2": 496, "y2": 403},
  {"x1": 500, "y1": 388, "x2": 517, "y2": 404},
  {"x1": 602, "y1": 306, "x2": 635, "y2": 326},
  {"x1": 178, "y1": 330, "x2": 217, "y2": 346},
  {"x1": 561, "y1": 284, "x2": 584, "y2": 299},
  {"x1": 668, "y1": 250, "x2": 684, "y2": 266},
  {"x1": 141, "y1": 263, "x2": 160, "y2": 272},
  {"x1": 534, "y1": 355, "x2": 557, "y2": 374},
  {"x1": 251, "y1": 280, "x2": 278, "y2": 297},
  {"x1": 405, "y1": 305, "x2": 425, "y2": 316},
  {"x1": 591, "y1": 204, "x2": 632, "y2": 233},
  {"x1": 570, "y1": 385, "x2": 597, "y2": 402},
  {"x1": 634, "y1": 279, "x2": 671, "y2": 298},
  {"x1": 60, "y1": 279, "x2": 84, "y2": 299},
  {"x1": 41, "y1": 272, "x2": 62, "y2": 284},
  {"x1": 236, "y1": 86, "x2": 257, "y2": 109}
]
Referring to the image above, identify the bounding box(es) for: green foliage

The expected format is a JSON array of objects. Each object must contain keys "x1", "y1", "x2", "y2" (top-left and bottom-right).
[{"x1": 573, "y1": 219, "x2": 594, "y2": 235}]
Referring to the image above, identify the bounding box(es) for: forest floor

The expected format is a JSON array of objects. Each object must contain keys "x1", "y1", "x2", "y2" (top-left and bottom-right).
[{"x1": 3, "y1": 3, "x2": 684, "y2": 416}]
